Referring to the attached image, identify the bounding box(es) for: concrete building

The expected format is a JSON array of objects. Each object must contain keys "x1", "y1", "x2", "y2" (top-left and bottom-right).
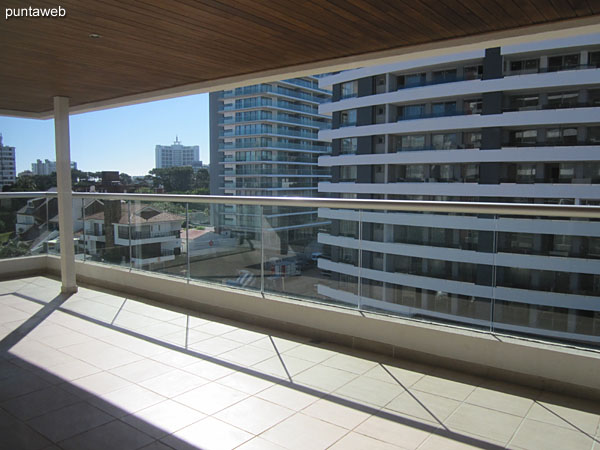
[
  {"x1": 316, "y1": 34, "x2": 600, "y2": 345},
  {"x1": 32, "y1": 159, "x2": 77, "y2": 175},
  {"x1": 209, "y1": 77, "x2": 332, "y2": 250},
  {"x1": 155, "y1": 137, "x2": 200, "y2": 169},
  {"x1": 0, "y1": 134, "x2": 16, "y2": 188}
]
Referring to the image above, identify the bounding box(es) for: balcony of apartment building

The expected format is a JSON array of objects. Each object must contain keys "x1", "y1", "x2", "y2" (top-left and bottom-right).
[{"x1": 3, "y1": 3, "x2": 600, "y2": 449}]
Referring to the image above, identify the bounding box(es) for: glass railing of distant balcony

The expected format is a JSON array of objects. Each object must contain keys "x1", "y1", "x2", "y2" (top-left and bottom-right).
[
  {"x1": 218, "y1": 141, "x2": 331, "y2": 152},
  {"x1": 505, "y1": 63, "x2": 599, "y2": 77},
  {"x1": 396, "y1": 109, "x2": 470, "y2": 122},
  {"x1": 223, "y1": 154, "x2": 318, "y2": 164},
  {"x1": 232, "y1": 167, "x2": 330, "y2": 176},
  {"x1": 2, "y1": 191, "x2": 600, "y2": 348},
  {"x1": 217, "y1": 116, "x2": 235, "y2": 124},
  {"x1": 396, "y1": 73, "x2": 482, "y2": 91},
  {"x1": 234, "y1": 180, "x2": 317, "y2": 189},
  {"x1": 503, "y1": 139, "x2": 600, "y2": 147},
  {"x1": 219, "y1": 100, "x2": 321, "y2": 115},
  {"x1": 232, "y1": 128, "x2": 319, "y2": 139},
  {"x1": 275, "y1": 86, "x2": 329, "y2": 103},
  {"x1": 222, "y1": 85, "x2": 273, "y2": 98},
  {"x1": 221, "y1": 113, "x2": 329, "y2": 129},
  {"x1": 281, "y1": 78, "x2": 328, "y2": 93},
  {"x1": 502, "y1": 101, "x2": 596, "y2": 113}
]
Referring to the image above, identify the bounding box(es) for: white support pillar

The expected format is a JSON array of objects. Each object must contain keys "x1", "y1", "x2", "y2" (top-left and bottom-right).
[{"x1": 54, "y1": 96, "x2": 77, "y2": 294}]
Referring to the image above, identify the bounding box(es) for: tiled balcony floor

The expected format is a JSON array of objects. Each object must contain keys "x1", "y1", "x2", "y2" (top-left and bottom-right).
[{"x1": 1, "y1": 276, "x2": 599, "y2": 450}]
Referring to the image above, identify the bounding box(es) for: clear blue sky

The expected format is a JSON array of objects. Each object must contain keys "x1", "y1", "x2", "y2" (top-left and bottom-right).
[{"x1": 0, "y1": 94, "x2": 209, "y2": 176}]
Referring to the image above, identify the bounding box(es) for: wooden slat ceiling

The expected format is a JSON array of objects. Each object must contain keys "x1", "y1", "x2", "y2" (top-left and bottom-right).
[{"x1": 1, "y1": 0, "x2": 599, "y2": 115}]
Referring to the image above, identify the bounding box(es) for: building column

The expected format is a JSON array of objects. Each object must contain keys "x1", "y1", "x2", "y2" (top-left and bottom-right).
[{"x1": 54, "y1": 96, "x2": 77, "y2": 294}]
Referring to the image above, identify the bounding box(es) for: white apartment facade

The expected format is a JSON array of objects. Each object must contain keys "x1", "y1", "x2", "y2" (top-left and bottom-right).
[
  {"x1": 317, "y1": 35, "x2": 600, "y2": 345},
  {"x1": 209, "y1": 77, "x2": 332, "y2": 248},
  {"x1": 155, "y1": 137, "x2": 200, "y2": 169},
  {"x1": 0, "y1": 134, "x2": 16, "y2": 188}
]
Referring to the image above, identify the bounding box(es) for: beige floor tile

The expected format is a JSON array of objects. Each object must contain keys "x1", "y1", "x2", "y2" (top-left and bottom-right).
[
  {"x1": 70, "y1": 371, "x2": 133, "y2": 397},
  {"x1": 140, "y1": 368, "x2": 209, "y2": 398},
  {"x1": 261, "y1": 413, "x2": 348, "y2": 450},
  {"x1": 113, "y1": 310, "x2": 164, "y2": 331},
  {"x1": 165, "y1": 416, "x2": 252, "y2": 450},
  {"x1": 0, "y1": 416, "x2": 52, "y2": 450},
  {"x1": 10, "y1": 340, "x2": 75, "y2": 369},
  {"x1": 444, "y1": 403, "x2": 523, "y2": 444},
  {"x1": 1, "y1": 384, "x2": 80, "y2": 420},
  {"x1": 138, "y1": 322, "x2": 185, "y2": 340},
  {"x1": 293, "y1": 364, "x2": 357, "y2": 392},
  {"x1": 251, "y1": 335, "x2": 303, "y2": 353},
  {"x1": 354, "y1": 414, "x2": 434, "y2": 449},
  {"x1": 236, "y1": 437, "x2": 287, "y2": 450},
  {"x1": 411, "y1": 374, "x2": 477, "y2": 402},
  {"x1": 217, "y1": 371, "x2": 274, "y2": 395},
  {"x1": 329, "y1": 431, "x2": 403, "y2": 449},
  {"x1": 283, "y1": 343, "x2": 337, "y2": 363},
  {"x1": 188, "y1": 336, "x2": 243, "y2": 356},
  {"x1": 173, "y1": 382, "x2": 249, "y2": 415},
  {"x1": 182, "y1": 359, "x2": 234, "y2": 380},
  {"x1": 215, "y1": 396, "x2": 293, "y2": 434},
  {"x1": 465, "y1": 383, "x2": 536, "y2": 417},
  {"x1": 511, "y1": 418, "x2": 595, "y2": 450},
  {"x1": 122, "y1": 300, "x2": 183, "y2": 322},
  {"x1": 98, "y1": 384, "x2": 166, "y2": 417},
  {"x1": 322, "y1": 353, "x2": 379, "y2": 374},
  {"x1": 59, "y1": 419, "x2": 156, "y2": 450},
  {"x1": 27, "y1": 401, "x2": 114, "y2": 442},
  {"x1": 122, "y1": 399, "x2": 205, "y2": 438},
  {"x1": 333, "y1": 376, "x2": 404, "y2": 407},
  {"x1": 385, "y1": 389, "x2": 461, "y2": 425},
  {"x1": 98, "y1": 333, "x2": 169, "y2": 358},
  {"x1": 251, "y1": 354, "x2": 316, "y2": 379},
  {"x1": 39, "y1": 330, "x2": 93, "y2": 349},
  {"x1": 110, "y1": 358, "x2": 174, "y2": 383},
  {"x1": 256, "y1": 384, "x2": 321, "y2": 411},
  {"x1": 0, "y1": 370, "x2": 51, "y2": 401},
  {"x1": 363, "y1": 363, "x2": 426, "y2": 388},
  {"x1": 527, "y1": 392, "x2": 600, "y2": 435},
  {"x1": 222, "y1": 328, "x2": 267, "y2": 344},
  {"x1": 219, "y1": 344, "x2": 274, "y2": 367},
  {"x1": 419, "y1": 430, "x2": 506, "y2": 449},
  {"x1": 302, "y1": 396, "x2": 372, "y2": 429},
  {"x1": 151, "y1": 350, "x2": 200, "y2": 368},
  {"x1": 46, "y1": 358, "x2": 101, "y2": 382},
  {"x1": 196, "y1": 321, "x2": 240, "y2": 336}
]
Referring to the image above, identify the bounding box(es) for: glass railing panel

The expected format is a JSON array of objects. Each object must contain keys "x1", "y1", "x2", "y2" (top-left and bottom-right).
[
  {"x1": 491, "y1": 213, "x2": 600, "y2": 347},
  {"x1": 261, "y1": 205, "x2": 339, "y2": 304},
  {"x1": 356, "y1": 209, "x2": 493, "y2": 331},
  {"x1": 127, "y1": 199, "x2": 189, "y2": 279},
  {"x1": 0, "y1": 194, "x2": 48, "y2": 259},
  {"x1": 187, "y1": 202, "x2": 261, "y2": 292}
]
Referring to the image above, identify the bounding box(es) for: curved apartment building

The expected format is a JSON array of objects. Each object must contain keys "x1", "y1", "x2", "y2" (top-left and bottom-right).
[
  {"x1": 316, "y1": 35, "x2": 600, "y2": 345},
  {"x1": 210, "y1": 77, "x2": 331, "y2": 247}
]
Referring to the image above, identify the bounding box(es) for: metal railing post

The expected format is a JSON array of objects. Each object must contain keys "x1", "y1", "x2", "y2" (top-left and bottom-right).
[{"x1": 186, "y1": 203, "x2": 190, "y2": 283}]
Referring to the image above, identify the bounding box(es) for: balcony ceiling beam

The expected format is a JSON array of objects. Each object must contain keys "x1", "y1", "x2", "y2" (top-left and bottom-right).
[{"x1": 0, "y1": 1, "x2": 598, "y2": 118}]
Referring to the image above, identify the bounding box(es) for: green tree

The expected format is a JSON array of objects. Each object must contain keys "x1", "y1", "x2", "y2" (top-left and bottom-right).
[
  {"x1": 119, "y1": 173, "x2": 132, "y2": 185},
  {"x1": 149, "y1": 167, "x2": 195, "y2": 192}
]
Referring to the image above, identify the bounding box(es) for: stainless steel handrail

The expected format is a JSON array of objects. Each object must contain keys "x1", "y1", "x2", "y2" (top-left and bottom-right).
[{"x1": 1, "y1": 192, "x2": 600, "y2": 218}]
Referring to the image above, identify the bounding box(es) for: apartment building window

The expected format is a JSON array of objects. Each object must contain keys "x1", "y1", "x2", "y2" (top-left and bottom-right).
[
  {"x1": 432, "y1": 101, "x2": 457, "y2": 117},
  {"x1": 515, "y1": 164, "x2": 536, "y2": 183},
  {"x1": 340, "y1": 109, "x2": 357, "y2": 127},
  {"x1": 590, "y1": 51, "x2": 600, "y2": 67},
  {"x1": 432, "y1": 133, "x2": 458, "y2": 150},
  {"x1": 463, "y1": 64, "x2": 483, "y2": 80},
  {"x1": 589, "y1": 126, "x2": 600, "y2": 144},
  {"x1": 432, "y1": 69, "x2": 457, "y2": 84},
  {"x1": 589, "y1": 89, "x2": 600, "y2": 107},
  {"x1": 406, "y1": 165, "x2": 425, "y2": 182},
  {"x1": 464, "y1": 98, "x2": 482, "y2": 114},
  {"x1": 584, "y1": 162, "x2": 600, "y2": 183},
  {"x1": 398, "y1": 104, "x2": 424, "y2": 120},
  {"x1": 547, "y1": 91, "x2": 579, "y2": 109},
  {"x1": 462, "y1": 164, "x2": 479, "y2": 182},
  {"x1": 548, "y1": 53, "x2": 579, "y2": 71},
  {"x1": 340, "y1": 138, "x2": 358, "y2": 155},
  {"x1": 396, "y1": 134, "x2": 426, "y2": 152},
  {"x1": 375, "y1": 75, "x2": 386, "y2": 94},
  {"x1": 340, "y1": 165, "x2": 357, "y2": 182},
  {"x1": 340, "y1": 81, "x2": 358, "y2": 99},
  {"x1": 463, "y1": 131, "x2": 482, "y2": 149},
  {"x1": 509, "y1": 94, "x2": 539, "y2": 111},
  {"x1": 398, "y1": 72, "x2": 425, "y2": 88},
  {"x1": 546, "y1": 127, "x2": 577, "y2": 145},
  {"x1": 508, "y1": 58, "x2": 539, "y2": 73},
  {"x1": 559, "y1": 163, "x2": 576, "y2": 183},
  {"x1": 511, "y1": 129, "x2": 537, "y2": 146},
  {"x1": 339, "y1": 220, "x2": 358, "y2": 238}
]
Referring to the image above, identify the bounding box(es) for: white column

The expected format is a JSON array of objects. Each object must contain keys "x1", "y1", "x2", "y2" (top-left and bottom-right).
[{"x1": 54, "y1": 96, "x2": 77, "y2": 294}]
